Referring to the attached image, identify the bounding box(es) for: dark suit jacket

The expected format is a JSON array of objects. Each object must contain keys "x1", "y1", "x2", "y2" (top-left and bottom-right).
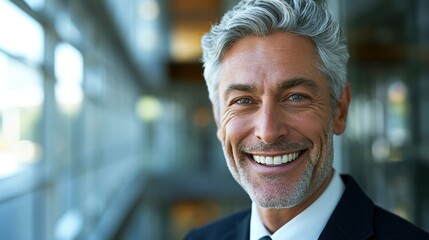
[{"x1": 185, "y1": 175, "x2": 429, "y2": 240}]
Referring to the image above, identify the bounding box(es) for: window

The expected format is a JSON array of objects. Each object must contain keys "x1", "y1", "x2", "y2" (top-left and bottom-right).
[
  {"x1": 0, "y1": 1, "x2": 44, "y2": 179},
  {"x1": 54, "y1": 42, "x2": 84, "y2": 116},
  {"x1": 0, "y1": 0, "x2": 44, "y2": 64}
]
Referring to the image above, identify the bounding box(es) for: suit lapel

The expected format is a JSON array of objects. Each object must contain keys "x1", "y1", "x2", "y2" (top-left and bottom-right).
[{"x1": 318, "y1": 175, "x2": 374, "y2": 240}]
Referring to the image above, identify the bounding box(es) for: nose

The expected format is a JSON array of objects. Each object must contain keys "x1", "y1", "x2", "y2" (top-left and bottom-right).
[{"x1": 254, "y1": 102, "x2": 289, "y2": 144}]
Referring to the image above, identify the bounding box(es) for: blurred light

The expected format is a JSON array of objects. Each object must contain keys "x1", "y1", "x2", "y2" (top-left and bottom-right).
[
  {"x1": 193, "y1": 107, "x2": 211, "y2": 128},
  {"x1": 136, "y1": 0, "x2": 161, "y2": 52},
  {"x1": 393, "y1": 207, "x2": 410, "y2": 222},
  {"x1": 54, "y1": 42, "x2": 84, "y2": 116},
  {"x1": 388, "y1": 81, "x2": 407, "y2": 104},
  {"x1": 372, "y1": 137, "x2": 390, "y2": 162},
  {"x1": 387, "y1": 80, "x2": 408, "y2": 147},
  {"x1": 171, "y1": 201, "x2": 221, "y2": 237},
  {"x1": 55, "y1": 43, "x2": 83, "y2": 85},
  {"x1": 17, "y1": 140, "x2": 41, "y2": 163},
  {"x1": 55, "y1": 210, "x2": 83, "y2": 240},
  {"x1": 55, "y1": 84, "x2": 84, "y2": 115},
  {"x1": 0, "y1": 0, "x2": 44, "y2": 63},
  {"x1": 138, "y1": 0, "x2": 160, "y2": 21},
  {"x1": 0, "y1": 158, "x2": 23, "y2": 178},
  {"x1": 171, "y1": 26, "x2": 204, "y2": 61},
  {"x1": 136, "y1": 96, "x2": 162, "y2": 122},
  {"x1": 388, "y1": 128, "x2": 407, "y2": 147}
]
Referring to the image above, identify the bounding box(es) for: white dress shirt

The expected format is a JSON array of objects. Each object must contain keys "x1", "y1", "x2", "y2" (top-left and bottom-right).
[{"x1": 250, "y1": 171, "x2": 345, "y2": 240}]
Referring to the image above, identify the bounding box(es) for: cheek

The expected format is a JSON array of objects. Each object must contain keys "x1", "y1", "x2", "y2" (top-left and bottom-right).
[
  {"x1": 220, "y1": 117, "x2": 253, "y2": 174},
  {"x1": 220, "y1": 107, "x2": 248, "y2": 139},
  {"x1": 289, "y1": 111, "x2": 332, "y2": 142},
  {"x1": 222, "y1": 116, "x2": 252, "y2": 146}
]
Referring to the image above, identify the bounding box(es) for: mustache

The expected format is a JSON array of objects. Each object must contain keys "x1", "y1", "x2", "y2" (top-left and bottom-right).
[{"x1": 239, "y1": 140, "x2": 311, "y2": 152}]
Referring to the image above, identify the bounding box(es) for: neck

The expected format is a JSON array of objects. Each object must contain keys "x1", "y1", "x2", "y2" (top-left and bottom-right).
[{"x1": 257, "y1": 171, "x2": 334, "y2": 233}]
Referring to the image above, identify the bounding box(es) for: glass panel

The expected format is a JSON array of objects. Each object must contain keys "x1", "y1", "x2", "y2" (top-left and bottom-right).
[
  {"x1": 24, "y1": 0, "x2": 45, "y2": 11},
  {"x1": 0, "y1": 52, "x2": 44, "y2": 179},
  {"x1": 0, "y1": 0, "x2": 44, "y2": 64},
  {"x1": 54, "y1": 42, "x2": 84, "y2": 116}
]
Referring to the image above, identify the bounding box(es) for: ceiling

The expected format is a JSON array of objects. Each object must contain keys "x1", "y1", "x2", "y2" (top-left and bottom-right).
[
  {"x1": 100, "y1": 0, "x2": 424, "y2": 87},
  {"x1": 101, "y1": 0, "x2": 227, "y2": 87}
]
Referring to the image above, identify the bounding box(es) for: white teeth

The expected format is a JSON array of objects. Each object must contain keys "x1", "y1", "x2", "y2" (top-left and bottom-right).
[
  {"x1": 282, "y1": 154, "x2": 289, "y2": 163},
  {"x1": 253, "y1": 152, "x2": 300, "y2": 166},
  {"x1": 254, "y1": 155, "x2": 260, "y2": 162},
  {"x1": 274, "y1": 156, "x2": 282, "y2": 164}
]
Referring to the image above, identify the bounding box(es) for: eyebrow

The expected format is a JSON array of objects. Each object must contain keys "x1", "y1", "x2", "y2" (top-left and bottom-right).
[
  {"x1": 223, "y1": 78, "x2": 319, "y2": 100},
  {"x1": 277, "y1": 78, "x2": 320, "y2": 92},
  {"x1": 223, "y1": 83, "x2": 257, "y2": 100}
]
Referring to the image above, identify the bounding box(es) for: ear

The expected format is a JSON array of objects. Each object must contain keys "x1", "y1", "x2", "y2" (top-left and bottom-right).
[{"x1": 333, "y1": 84, "x2": 351, "y2": 135}]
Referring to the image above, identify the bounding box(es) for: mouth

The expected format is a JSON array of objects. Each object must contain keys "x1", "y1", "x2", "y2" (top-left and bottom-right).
[{"x1": 250, "y1": 151, "x2": 302, "y2": 166}]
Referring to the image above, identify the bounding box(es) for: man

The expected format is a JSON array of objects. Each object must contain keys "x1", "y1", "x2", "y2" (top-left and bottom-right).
[{"x1": 185, "y1": 0, "x2": 429, "y2": 239}]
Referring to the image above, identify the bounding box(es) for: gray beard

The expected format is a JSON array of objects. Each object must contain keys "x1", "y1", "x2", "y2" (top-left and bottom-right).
[{"x1": 224, "y1": 126, "x2": 334, "y2": 209}]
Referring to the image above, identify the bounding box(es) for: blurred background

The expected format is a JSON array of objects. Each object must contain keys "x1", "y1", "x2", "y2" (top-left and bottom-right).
[{"x1": 0, "y1": 0, "x2": 428, "y2": 239}]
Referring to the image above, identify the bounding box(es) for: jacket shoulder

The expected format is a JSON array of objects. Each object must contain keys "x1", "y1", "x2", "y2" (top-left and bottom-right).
[
  {"x1": 184, "y1": 208, "x2": 251, "y2": 240},
  {"x1": 320, "y1": 175, "x2": 429, "y2": 240},
  {"x1": 373, "y1": 206, "x2": 429, "y2": 239}
]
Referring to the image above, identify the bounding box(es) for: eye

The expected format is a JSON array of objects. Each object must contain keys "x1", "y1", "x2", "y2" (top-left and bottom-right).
[
  {"x1": 234, "y1": 97, "x2": 254, "y2": 105},
  {"x1": 288, "y1": 94, "x2": 306, "y2": 101}
]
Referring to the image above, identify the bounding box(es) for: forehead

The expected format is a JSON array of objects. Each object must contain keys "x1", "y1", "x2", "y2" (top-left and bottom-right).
[
  {"x1": 218, "y1": 32, "x2": 326, "y2": 91},
  {"x1": 223, "y1": 32, "x2": 317, "y2": 59}
]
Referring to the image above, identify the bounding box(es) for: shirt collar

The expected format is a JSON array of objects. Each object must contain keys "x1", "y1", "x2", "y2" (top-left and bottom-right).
[{"x1": 250, "y1": 171, "x2": 345, "y2": 240}]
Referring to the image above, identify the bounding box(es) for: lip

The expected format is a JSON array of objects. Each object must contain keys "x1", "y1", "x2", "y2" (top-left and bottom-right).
[{"x1": 246, "y1": 150, "x2": 307, "y2": 175}]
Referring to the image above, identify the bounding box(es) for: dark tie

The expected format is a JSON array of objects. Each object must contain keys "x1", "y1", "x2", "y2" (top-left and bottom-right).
[{"x1": 259, "y1": 236, "x2": 272, "y2": 240}]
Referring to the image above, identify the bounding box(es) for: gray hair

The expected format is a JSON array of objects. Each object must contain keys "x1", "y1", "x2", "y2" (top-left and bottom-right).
[{"x1": 201, "y1": 0, "x2": 349, "y2": 118}]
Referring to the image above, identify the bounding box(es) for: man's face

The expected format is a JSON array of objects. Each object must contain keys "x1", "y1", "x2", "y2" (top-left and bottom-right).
[{"x1": 215, "y1": 32, "x2": 349, "y2": 208}]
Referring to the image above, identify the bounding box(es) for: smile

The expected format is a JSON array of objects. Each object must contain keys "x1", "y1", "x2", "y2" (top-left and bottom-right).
[{"x1": 252, "y1": 151, "x2": 301, "y2": 166}]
